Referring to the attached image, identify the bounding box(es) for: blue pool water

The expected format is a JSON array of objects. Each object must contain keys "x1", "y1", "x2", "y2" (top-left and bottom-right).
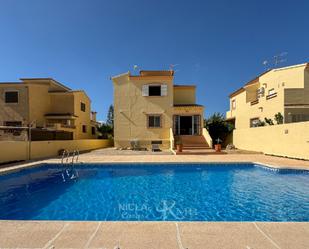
[{"x1": 0, "y1": 163, "x2": 308, "y2": 221}]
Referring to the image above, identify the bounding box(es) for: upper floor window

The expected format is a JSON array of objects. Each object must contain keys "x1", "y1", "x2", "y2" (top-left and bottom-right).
[
  {"x1": 82, "y1": 125, "x2": 87, "y2": 133},
  {"x1": 231, "y1": 99, "x2": 236, "y2": 110},
  {"x1": 149, "y1": 85, "x2": 161, "y2": 96},
  {"x1": 91, "y1": 126, "x2": 96, "y2": 135},
  {"x1": 81, "y1": 102, "x2": 86, "y2": 112},
  {"x1": 5, "y1": 91, "x2": 18, "y2": 103},
  {"x1": 142, "y1": 84, "x2": 167, "y2": 97},
  {"x1": 148, "y1": 115, "x2": 161, "y2": 128}
]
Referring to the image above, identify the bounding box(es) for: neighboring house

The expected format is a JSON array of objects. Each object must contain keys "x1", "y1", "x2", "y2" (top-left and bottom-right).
[
  {"x1": 226, "y1": 63, "x2": 309, "y2": 129},
  {"x1": 112, "y1": 70, "x2": 211, "y2": 150},
  {"x1": 0, "y1": 78, "x2": 99, "y2": 140}
]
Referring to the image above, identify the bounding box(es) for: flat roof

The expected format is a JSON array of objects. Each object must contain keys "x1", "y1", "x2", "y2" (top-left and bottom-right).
[
  {"x1": 174, "y1": 104, "x2": 203, "y2": 107},
  {"x1": 174, "y1": 85, "x2": 196, "y2": 88},
  {"x1": 229, "y1": 62, "x2": 309, "y2": 98},
  {"x1": 139, "y1": 70, "x2": 174, "y2": 76},
  {"x1": 20, "y1": 78, "x2": 71, "y2": 91}
]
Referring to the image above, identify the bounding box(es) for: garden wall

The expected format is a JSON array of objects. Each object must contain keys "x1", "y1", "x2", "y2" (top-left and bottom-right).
[
  {"x1": 0, "y1": 139, "x2": 112, "y2": 164},
  {"x1": 233, "y1": 121, "x2": 309, "y2": 160}
]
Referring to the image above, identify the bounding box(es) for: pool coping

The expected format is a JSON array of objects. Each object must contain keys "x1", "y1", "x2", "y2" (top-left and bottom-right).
[
  {"x1": 1, "y1": 159, "x2": 309, "y2": 176},
  {"x1": 0, "y1": 220, "x2": 308, "y2": 248}
]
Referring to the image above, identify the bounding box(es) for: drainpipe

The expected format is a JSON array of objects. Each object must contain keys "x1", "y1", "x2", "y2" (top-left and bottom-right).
[{"x1": 28, "y1": 121, "x2": 35, "y2": 160}]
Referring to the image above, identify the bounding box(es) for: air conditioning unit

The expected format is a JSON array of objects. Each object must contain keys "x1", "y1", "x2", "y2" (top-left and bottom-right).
[
  {"x1": 257, "y1": 87, "x2": 265, "y2": 98},
  {"x1": 257, "y1": 87, "x2": 265, "y2": 94}
]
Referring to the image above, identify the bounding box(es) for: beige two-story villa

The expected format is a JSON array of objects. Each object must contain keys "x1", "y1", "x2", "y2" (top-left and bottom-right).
[
  {"x1": 0, "y1": 78, "x2": 99, "y2": 140},
  {"x1": 226, "y1": 63, "x2": 309, "y2": 129},
  {"x1": 112, "y1": 70, "x2": 212, "y2": 150}
]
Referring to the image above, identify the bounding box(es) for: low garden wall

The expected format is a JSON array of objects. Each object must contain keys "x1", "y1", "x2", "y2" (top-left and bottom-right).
[
  {"x1": 233, "y1": 121, "x2": 309, "y2": 160},
  {"x1": 0, "y1": 139, "x2": 112, "y2": 164}
]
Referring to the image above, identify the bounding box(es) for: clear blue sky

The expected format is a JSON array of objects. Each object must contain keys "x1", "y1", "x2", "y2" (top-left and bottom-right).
[{"x1": 0, "y1": 0, "x2": 308, "y2": 121}]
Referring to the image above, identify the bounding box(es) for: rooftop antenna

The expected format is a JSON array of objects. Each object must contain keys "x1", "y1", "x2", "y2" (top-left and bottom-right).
[
  {"x1": 273, "y1": 52, "x2": 288, "y2": 67},
  {"x1": 262, "y1": 52, "x2": 288, "y2": 70},
  {"x1": 169, "y1": 64, "x2": 179, "y2": 73}
]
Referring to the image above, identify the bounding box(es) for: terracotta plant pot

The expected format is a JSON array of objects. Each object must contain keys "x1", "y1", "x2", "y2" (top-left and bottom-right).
[
  {"x1": 176, "y1": 144, "x2": 183, "y2": 153},
  {"x1": 215, "y1": 144, "x2": 221, "y2": 152}
]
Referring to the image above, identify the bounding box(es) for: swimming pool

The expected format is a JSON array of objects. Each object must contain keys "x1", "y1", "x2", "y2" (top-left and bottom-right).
[{"x1": 0, "y1": 163, "x2": 308, "y2": 221}]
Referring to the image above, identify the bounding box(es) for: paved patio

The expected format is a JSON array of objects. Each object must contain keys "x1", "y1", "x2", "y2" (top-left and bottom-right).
[
  {"x1": 0, "y1": 221, "x2": 309, "y2": 249},
  {"x1": 0, "y1": 149, "x2": 309, "y2": 248}
]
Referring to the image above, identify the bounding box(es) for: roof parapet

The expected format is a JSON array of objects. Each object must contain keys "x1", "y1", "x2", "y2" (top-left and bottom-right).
[
  {"x1": 139, "y1": 70, "x2": 174, "y2": 76},
  {"x1": 20, "y1": 78, "x2": 71, "y2": 91}
]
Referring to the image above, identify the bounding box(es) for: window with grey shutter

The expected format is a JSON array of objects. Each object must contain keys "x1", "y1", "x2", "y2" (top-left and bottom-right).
[
  {"x1": 142, "y1": 85, "x2": 149, "y2": 96},
  {"x1": 161, "y1": 84, "x2": 167, "y2": 96}
]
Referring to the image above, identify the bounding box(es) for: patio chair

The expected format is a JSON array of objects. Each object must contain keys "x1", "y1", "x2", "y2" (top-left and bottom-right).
[
  {"x1": 151, "y1": 141, "x2": 162, "y2": 152},
  {"x1": 130, "y1": 139, "x2": 140, "y2": 150}
]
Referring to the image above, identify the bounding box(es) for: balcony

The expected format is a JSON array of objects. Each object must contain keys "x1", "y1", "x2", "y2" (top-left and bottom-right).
[
  {"x1": 46, "y1": 123, "x2": 76, "y2": 130},
  {"x1": 266, "y1": 92, "x2": 277, "y2": 100},
  {"x1": 45, "y1": 113, "x2": 77, "y2": 119},
  {"x1": 61, "y1": 124, "x2": 76, "y2": 129},
  {"x1": 250, "y1": 99, "x2": 259, "y2": 105}
]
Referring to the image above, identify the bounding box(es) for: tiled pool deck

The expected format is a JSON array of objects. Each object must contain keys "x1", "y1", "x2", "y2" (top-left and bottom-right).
[{"x1": 1, "y1": 149, "x2": 309, "y2": 248}]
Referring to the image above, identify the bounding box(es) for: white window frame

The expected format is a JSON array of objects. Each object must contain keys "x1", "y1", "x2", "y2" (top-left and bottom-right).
[
  {"x1": 231, "y1": 99, "x2": 236, "y2": 110},
  {"x1": 147, "y1": 115, "x2": 162, "y2": 128}
]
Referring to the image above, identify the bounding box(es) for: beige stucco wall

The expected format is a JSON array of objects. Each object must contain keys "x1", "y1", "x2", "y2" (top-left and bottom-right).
[
  {"x1": 28, "y1": 84, "x2": 51, "y2": 127},
  {"x1": 0, "y1": 139, "x2": 112, "y2": 163},
  {"x1": 173, "y1": 87, "x2": 196, "y2": 105},
  {"x1": 72, "y1": 91, "x2": 97, "y2": 139},
  {"x1": 50, "y1": 92, "x2": 75, "y2": 114},
  {"x1": 113, "y1": 74, "x2": 173, "y2": 149},
  {"x1": 227, "y1": 64, "x2": 308, "y2": 129},
  {"x1": 233, "y1": 121, "x2": 309, "y2": 160},
  {"x1": 0, "y1": 141, "x2": 28, "y2": 162},
  {"x1": 0, "y1": 80, "x2": 98, "y2": 140}
]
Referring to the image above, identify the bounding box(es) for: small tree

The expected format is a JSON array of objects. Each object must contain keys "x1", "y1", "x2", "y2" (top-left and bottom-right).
[
  {"x1": 274, "y1": 112, "x2": 284, "y2": 124},
  {"x1": 204, "y1": 113, "x2": 234, "y2": 147},
  {"x1": 97, "y1": 123, "x2": 113, "y2": 139},
  {"x1": 264, "y1": 117, "x2": 274, "y2": 125},
  {"x1": 97, "y1": 104, "x2": 114, "y2": 139},
  {"x1": 106, "y1": 105, "x2": 114, "y2": 127}
]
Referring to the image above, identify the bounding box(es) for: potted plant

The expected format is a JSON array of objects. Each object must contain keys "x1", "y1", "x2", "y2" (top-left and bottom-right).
[
  {"x1": 214, "y1": 138, "x2": 222, "y2": 152},
  {"x1": 175, "y1": 137, "x2": 183, "y2": 153}
]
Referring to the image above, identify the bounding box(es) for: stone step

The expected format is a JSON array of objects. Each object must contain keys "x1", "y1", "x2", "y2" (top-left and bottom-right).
[
  {"x1": 183, "y1": 146, "x2": 211, "y2": 150},
  {"x1": 176, "y1": 150, "x2": 226, "y2": 155}
]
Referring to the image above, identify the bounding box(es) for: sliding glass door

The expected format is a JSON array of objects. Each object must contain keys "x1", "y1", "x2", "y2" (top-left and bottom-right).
[{"x1": 173, "y1": 115, "x2": 201, "y2": 135}]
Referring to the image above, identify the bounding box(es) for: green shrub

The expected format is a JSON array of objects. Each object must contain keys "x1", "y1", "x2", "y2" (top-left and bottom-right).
[
  {"x1": 264, "y1": 117, "x2": 274, "y2": 125},
  {"x1": 274, "y1": 112, "x2": 284, "y2": 124},
  {"x1": 204, "y1": 113, "x2": 234, "y2": 147}
]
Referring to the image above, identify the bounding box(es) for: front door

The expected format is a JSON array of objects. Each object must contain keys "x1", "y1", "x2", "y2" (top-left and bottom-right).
[
  {"x1": 179, "y1": 116, "x2": 192, "y2": 135},
  {"x1": 173, "y1": 115, "x2": 201, "y2": 135}
]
